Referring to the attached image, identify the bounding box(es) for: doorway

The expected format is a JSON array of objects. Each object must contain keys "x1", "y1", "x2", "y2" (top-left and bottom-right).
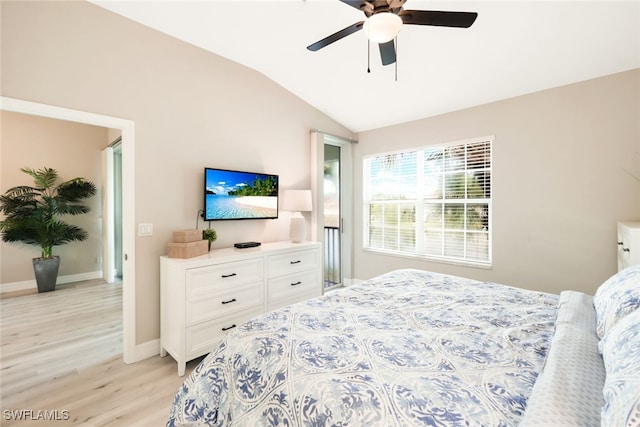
[
  {"x1": 311, "y1": 131, "x2": 355, "y2": 289},
  {"x1": 1, "y1": 96, "x2": 136, "y2": 363},
  {"x1": 102, "y1": 139, "x2": 124, "y2": 283},
  {"x1": 113, "y1": 144, "x2": 124, "y2": 279},
  {"x1": 323, "y1": 144, "x2": 341, "y2": 289}
]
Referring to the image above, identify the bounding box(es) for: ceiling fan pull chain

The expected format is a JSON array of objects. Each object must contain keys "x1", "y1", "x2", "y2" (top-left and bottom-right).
[
  {"x1": 367, "y1": 39, "x2": 371, "y2": 73},
  {"x1": 395, "y1": 37, "x2": 398, "y2": 81}
]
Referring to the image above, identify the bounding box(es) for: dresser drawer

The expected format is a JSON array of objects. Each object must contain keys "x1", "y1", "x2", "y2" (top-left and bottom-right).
[
  {"x1": 186, "y1": 258, "x2": 264, "y2": 299},
  {"x1": 161, "y1": 241, "x2": 321, "y2": 375},
  {"x1": 617, "y1": 222, "x2": 640, "y2": 272},
  {"x1": 268, "y1": 249, "x2": 319, "y2": 278},
  {"x1": 185, "y1": 305, "x2": 264, "y2": 358},
  {"x1": 268, "y1": 270, "x2": 320, "y2": 304},
  {"x1": 186, "y1": 281, "x2": 264, "y2": 326}
]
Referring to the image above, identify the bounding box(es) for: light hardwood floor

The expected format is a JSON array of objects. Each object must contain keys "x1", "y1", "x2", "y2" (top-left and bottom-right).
[{"x1": 1, "y1": 280, "x2": 201, "y2": 426}]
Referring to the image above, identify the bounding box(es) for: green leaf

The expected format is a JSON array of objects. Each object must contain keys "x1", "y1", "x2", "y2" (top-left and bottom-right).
[{"x1": 0, "y1": 167, "x2": 96, "y2": 258}]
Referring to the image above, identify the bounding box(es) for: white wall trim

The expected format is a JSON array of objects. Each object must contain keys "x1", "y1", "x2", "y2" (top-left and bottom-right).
[
  {"x1": 1, "y1": 271, "x2": 104, "y2": 294},
  {"x1": 134, "y1": 339, "x2": 160, "y2": 362},
  {"x1": 343, "y1": 278, "x2": 362, "y2": 287},
  {"x1": 1, "y1": 280, "x2": 34, "y2": 294},
  {"x1": 0, "y1": 96, "x2": 137, "y2": 365}
]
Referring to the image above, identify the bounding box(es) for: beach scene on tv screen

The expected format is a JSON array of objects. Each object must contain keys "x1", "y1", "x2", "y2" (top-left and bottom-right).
[{"x1": 205, "y1": 169, "x2": 278, "y2": 219}]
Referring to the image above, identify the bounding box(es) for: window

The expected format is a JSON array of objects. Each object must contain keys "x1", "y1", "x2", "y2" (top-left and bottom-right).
[{"x1": 363, "y1": 137, "x2": 492, "y2": 267}]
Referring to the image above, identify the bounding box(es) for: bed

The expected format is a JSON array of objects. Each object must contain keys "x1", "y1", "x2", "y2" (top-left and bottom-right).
[{"x1": 168, "y1": 267, "x2": 640, "y2": 427}]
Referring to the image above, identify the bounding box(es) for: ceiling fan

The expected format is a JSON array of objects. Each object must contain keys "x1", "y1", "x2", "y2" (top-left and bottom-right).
[{"x1": 307, "y1": 0, "x2": 478, "y2": 66}]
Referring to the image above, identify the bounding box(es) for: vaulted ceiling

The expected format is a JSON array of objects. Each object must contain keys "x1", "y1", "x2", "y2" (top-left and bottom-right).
[{"x1": 90, "y1": 0, "x2": 640, "y2": 132}]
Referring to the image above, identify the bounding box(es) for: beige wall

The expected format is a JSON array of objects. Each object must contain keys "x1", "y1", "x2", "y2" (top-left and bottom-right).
[
  {"x1": 0, "y1": 1, "x2": 353, "y2": 344},
  {"x1": 3, "y1": 1, "x2": 637, "y2": 349},
  {"x1": 0, "y1": 111, "x2": 107, "y2": 283},
  {"x1": 354, "y1": 69, "x2": 640, "y2": 295}
]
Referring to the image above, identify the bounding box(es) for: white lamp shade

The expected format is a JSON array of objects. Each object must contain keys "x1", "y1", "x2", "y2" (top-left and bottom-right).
[
  {"x1": 364, "y1": 12, "x2": 402, "y2": 43},
  {"x1": 283, "y1": 189, "x2": 312, "y2": 212}
]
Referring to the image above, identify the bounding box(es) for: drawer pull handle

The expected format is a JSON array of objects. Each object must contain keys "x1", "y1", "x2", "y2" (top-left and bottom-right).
[
  {"x1": 290, "y1": 260, "x2": 301, "y2": 265},
  {"x1": 222, "y1": 324, "x2": 236, "y2": 331},
  {"x1": 623, "y1": 247, "x2": 631, "y2": 253},
  {"x1": 221, "y1": 273, "x2": 237, "y2": 278},
  {"x1": 617, "y1": 241, "x2": 624, "y2": 245},
  {"x1": 291, "y1": 281, "x2": 302, "y2": 286},
  {"x1": 221, "y1": 298, "x2": 237, "y2": 305}
]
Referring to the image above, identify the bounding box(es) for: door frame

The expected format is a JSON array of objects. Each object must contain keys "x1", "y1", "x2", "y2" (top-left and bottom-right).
[
  {"x1": 1, "y1": 96, "x2": 136, "y2": 364},
  {"x1": 102, "y1": 146, "x2": 116, "y2": 284},
  {"x1": 310, "y1": 131, "x2": 356, "y2": 287}
]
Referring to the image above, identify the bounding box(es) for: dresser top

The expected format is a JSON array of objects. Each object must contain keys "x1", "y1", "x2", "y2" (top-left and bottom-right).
[
  {"x1": 161, "y1": 240, "x2": 320, "y2": 266},
  {"x1": 619, "y1": 221, "x2": 640, "y2": 229}
]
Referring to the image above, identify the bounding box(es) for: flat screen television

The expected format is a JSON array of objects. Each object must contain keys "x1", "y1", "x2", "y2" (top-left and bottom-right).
[{"x1": 204, "y1": 167, "x2": 279, "y2": 221}]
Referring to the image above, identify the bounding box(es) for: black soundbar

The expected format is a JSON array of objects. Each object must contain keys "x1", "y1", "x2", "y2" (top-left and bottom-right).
[{"x1": 234, "y1": 241, "x2": 261, "y2": 249}]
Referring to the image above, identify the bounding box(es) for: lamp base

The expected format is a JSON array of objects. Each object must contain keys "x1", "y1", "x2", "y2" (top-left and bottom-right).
[{"x1": 289, "y1": 213, "x2": 306, "y2": 243}]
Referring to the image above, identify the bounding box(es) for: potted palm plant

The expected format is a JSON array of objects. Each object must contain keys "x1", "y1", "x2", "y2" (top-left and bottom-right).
[
  {"x1": 202, "y1": 228, "x2": 217, "y2": 251},
  {"x1": 0, "y1": 167, "x2": 96, "y2": 293}
]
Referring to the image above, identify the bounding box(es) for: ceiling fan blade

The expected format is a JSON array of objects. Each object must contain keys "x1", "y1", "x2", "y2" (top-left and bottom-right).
[
  {"x1": 378, "y1": 40, "x2": 396, "y2": 66},
  {"x1": 388, "y1": 0, "x2": 407, "y2": 9},
  {"x1": 307, "y1": 21, "x2": 365, "y2": 51},
  {"x1": 399, "y1": 10, "x2": 478, "y2": 28},
  {"x1": 339, "y1": 0, "x2": 372, "y2": 13}
]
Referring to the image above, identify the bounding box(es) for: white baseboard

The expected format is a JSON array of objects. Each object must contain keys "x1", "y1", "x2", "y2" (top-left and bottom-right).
[
  {"x1": 344, "y1": 278, "x2": 364, "y2": 287},
  {"x1": 133, "y1": 339, "x2": 160, "y2": 362},
  {"x1": 1, "y1": 279, "x2": 34, "y2": 294},
  {"x1": 1, "y1": 270, "x2": 103, "y2": 294}
]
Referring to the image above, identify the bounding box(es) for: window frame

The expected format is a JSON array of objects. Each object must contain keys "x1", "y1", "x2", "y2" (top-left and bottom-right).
[{"x1": 363, "y1": 136, "x2": 493, "y2": 268}]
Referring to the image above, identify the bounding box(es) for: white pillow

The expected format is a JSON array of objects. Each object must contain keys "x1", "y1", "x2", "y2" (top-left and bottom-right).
[
  {"x1": 593, "y1": 264, "x2": 640, "y2": 339},
  {"x1": 599, "y1": 309, "x2": 640, "y2": 427}
]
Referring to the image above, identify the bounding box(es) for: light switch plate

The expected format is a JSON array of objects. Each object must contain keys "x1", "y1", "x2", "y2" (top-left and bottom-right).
[{"x1": 138, "y1": 223, "x2": 153, "y2": 236}]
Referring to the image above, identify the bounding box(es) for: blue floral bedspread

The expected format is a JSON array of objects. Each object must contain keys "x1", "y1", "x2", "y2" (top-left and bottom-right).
[{"x1": 168, "y1": 269, "x2": 559, "y2": 427}]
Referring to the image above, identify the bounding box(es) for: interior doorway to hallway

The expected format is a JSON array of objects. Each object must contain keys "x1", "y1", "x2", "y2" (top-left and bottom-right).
[{"x1": 0, "y1": 96, "x2": 137, "y2": 364}]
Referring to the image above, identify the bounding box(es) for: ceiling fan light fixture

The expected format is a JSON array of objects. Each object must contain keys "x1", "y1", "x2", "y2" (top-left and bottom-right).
[{"x1": 364, "y1": 12, "x2": 402, "y2": 43}]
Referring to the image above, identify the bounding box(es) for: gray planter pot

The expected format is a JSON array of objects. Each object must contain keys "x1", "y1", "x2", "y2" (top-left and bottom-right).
[{"x1": 33, "y1": 256, "x2": 60, "y2": 293}]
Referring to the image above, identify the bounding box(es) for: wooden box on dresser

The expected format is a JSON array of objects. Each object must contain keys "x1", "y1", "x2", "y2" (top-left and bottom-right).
[
  {"x1": 160, "y1": 241, "x2": 322, "y2": 376},
  {"x1": 618, "y1": 221, "x2": 640, "y2": 271}
]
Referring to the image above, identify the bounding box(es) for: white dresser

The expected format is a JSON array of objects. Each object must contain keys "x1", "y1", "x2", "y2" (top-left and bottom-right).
[
  {"x1": 160, "y1": 241, "x2": 322, "y2": 375},
  {"x1": 617, "y1": 222, "x2": 640, "y2": 272}
]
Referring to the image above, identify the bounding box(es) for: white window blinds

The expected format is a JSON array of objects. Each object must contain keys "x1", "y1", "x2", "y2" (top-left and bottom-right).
[{"x1": 364, "y1": 137, "x2": 492, "y2": 266}]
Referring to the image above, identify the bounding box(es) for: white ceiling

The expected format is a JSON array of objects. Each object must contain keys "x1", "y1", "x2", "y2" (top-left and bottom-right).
[{"x1": 90, "y1": 0, "x2": 640, "y2": 133}]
